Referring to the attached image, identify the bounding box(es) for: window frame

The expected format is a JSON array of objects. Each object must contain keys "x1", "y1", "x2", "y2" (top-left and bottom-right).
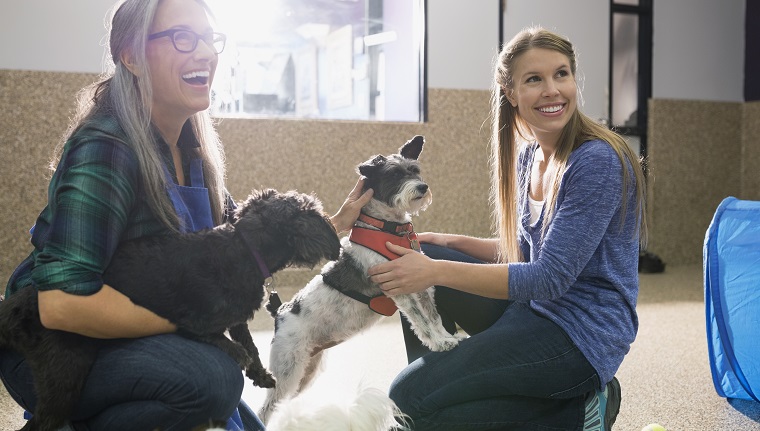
[{"x1": 609, "y1": 0, "x2": 653, "y2": 159}]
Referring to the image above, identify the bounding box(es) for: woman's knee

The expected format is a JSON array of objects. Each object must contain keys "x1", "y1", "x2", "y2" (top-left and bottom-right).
[
  {"x1": 388, "y1": 362, "x2": 426, "y2": 418},
  {"x1": 99, "y1": 335, "x2": 244, "y2": 420},
  {"x1": 180, "y1": 343, "x2": 245, "y2": 416},
  {"x1": 389, "y1": 379, "x2": 412, "y2": 417}
]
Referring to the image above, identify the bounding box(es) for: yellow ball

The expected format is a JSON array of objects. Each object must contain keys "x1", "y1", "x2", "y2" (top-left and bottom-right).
[{"x1": 642, "y1": 424, "x2": 667, "y2": 431}]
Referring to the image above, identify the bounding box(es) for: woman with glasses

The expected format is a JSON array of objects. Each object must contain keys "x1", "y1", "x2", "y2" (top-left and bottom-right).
[{"x1": 0, "y1": 0, "x2": 371, "y2": 429}]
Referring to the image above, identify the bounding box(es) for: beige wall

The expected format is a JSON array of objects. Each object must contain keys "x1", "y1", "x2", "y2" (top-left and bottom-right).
[
  {"x1": 647, "y1": 99, "x2": 760, "y2": 266},
  {"x1": 742, "y1": 102, "x2": 760, "y2": 202},
  {"x1": 0, "y1": 70, "x2": 493, "y2": 288},
  {"x1": 2, "y1": 70, "x2": 759, "y2": 290}
]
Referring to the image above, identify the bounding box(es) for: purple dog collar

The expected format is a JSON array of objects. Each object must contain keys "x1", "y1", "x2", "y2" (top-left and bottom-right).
[{"x1": 236, "y1": 232, "x2": 273, "y2": 288}]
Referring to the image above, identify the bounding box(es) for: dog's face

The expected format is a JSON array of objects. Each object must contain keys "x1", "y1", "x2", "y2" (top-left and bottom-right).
[
  {"x1": 357, "y1": 135, "x2": 432, "y2": 215},
  {"x1": 234, "y1": 189, "x2": 341, "y2": 270}
]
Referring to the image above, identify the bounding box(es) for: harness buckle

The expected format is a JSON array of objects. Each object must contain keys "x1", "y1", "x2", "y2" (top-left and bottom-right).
[{"x1": 407, "y1": 231, "x2": 421, "y2": 252}]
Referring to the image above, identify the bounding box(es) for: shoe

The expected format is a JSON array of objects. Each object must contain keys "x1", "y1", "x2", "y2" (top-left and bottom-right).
[
  {"x1": 604, "y1": 377, "x2": 621, "y2": 430},
  {"x1": 583, "y1": 377, "x2": 621, "y2": 431}
]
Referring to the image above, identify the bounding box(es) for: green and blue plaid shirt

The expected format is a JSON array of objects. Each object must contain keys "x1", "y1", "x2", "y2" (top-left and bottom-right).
[{"x1": 5, "y1": 115, "x2": 209, "y2": 297}]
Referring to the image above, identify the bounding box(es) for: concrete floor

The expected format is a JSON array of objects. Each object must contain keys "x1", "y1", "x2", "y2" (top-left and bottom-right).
[{"x1": 3, "y1": 265, "x2": 760, "y2": 430}]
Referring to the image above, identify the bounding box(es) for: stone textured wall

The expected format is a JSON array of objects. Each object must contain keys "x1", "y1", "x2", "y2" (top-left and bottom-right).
[
  {"x1": 742, "y1": 102, "x2": 760, "y2": 201},
  {"x1": 0, "y1": 70, "x2": 493, "y2": 289},
  {"x1": 646, "y1": 99, "x2": 748, "y2": 265},
  {"x1": 2, "y1": 70, "x2": 759, "y2": 291},
  {"x1": 1, "y1": 71, "x2": 99, "y2": 289}
]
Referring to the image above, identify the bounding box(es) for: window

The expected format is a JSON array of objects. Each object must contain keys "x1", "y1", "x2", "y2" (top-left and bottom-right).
[
  {"x1": 207, "y1": 0, "x2": 426, "y2": 122},
  {"x1": 609, "y1": 0, "x2": 653, "y2": 158}
]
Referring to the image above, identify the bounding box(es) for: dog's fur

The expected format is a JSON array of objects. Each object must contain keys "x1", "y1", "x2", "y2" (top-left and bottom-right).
[
  {"x1": 266, "y1": 386, "x2": 404, "y2": 431},
  {"x1": 0, "y1": 189, "x2": 341, "y2": 431},
  {"x1": 196, "y1": 385, "x2": 404, "y2": 431},
  {"x1": 258, "y1": 136, "x2": 462, "y2": 424}
]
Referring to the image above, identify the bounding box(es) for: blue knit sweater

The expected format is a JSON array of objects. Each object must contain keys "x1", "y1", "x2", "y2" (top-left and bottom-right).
[{"x1": 507, "y1": 139, "x2": 640, "y2": 388}]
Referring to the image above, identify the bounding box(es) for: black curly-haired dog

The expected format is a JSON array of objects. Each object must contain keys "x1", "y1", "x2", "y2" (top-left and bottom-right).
[{"x1": 0, "y1": 189, "x2": 341, "y2": 431}]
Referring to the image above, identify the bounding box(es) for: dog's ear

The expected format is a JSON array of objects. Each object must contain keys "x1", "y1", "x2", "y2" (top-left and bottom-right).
[
  {"x1": 357, "y1": 154, "x2": 386, "y2": 177},
  {"x1": 234, "y1": 189, "x2": 278, "y2": 220},
  {"x1": 289, "y1": 214, "x2": 341, "y2": 266},
  {"x1": 283, "y1": 194, "x2": 342, "y2": 266},
  {"x1": 399, "y1": 135, "x2": 424, "y2": 160}
]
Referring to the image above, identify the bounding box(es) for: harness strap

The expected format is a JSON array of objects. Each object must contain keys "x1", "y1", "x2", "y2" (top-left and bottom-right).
[
  {"x1": 338, "y1": 289, "x2": 398, "y2": 316},
  {"x1": 349, "y1": 226, "x2": 420, "y2": 260},
  {"x1": 357, "y1": 213, "x2": 413, "y2": 234},
  {"x1": 343, "y1": 223, "x2": 422, "y2": 316}
]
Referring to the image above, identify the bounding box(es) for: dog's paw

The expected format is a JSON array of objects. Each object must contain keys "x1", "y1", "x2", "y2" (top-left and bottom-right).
[
  {"x1": 246, "y1": 367, "x2": 277, "y2": 388},
  {"x1": 426, "y1": 335, "x2": 461, "y2": 352}
]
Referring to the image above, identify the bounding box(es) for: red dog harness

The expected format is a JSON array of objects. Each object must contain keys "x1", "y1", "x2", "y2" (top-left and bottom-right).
[{"x1": 344, "y1": 213, "x2": 421, "y2": 316}]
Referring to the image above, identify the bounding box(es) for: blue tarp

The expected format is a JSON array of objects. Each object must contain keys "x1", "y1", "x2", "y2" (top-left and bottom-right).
[{"x1": 704, "y1": 197, "x2": 760, "y2": 402}]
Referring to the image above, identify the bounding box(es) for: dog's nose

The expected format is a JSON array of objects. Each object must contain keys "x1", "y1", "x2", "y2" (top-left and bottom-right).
[{"x1": 417, "y1": 184, "x2": 428, "y2": 194}]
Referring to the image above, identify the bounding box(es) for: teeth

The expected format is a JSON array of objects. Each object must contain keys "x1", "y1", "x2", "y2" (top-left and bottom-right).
[
  {"x1": 182, "y1": 71, "x2": 210, "y2": 79},
  {"x1": 538, "y1": 105, "x2": 563, "y2": 113}
]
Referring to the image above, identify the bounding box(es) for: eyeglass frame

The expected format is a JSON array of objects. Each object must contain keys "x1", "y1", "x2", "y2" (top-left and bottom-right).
[{"x1": 147, "y1": 29, "x2": 227, "y2": 54}]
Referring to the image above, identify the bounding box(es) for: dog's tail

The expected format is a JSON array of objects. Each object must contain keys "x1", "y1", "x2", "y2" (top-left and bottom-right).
[{"x1": 266, "y1": 385, "x2": 409, "y2": 431}]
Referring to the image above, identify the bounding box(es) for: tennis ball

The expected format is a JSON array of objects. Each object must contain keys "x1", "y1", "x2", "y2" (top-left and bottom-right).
[{"x1": 642, "y1": 424, "x2": 667, "y2": 431}]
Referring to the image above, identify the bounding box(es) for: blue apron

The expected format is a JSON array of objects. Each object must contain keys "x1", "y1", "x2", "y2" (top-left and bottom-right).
[
  {"x1": 166, "y1": 158, "x2": 214, "y2": 233},
  {"x1": 165, "y1": 159, "x2": 246, "y2": 431}
]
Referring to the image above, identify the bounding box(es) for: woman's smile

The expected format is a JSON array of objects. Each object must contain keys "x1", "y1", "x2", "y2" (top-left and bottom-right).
[
  {"x1": 181, "y1": 69, "x2": 211, "y2": 87},
  {"x1": 535, "y1": 103, "x2": 567, "y2": 115}
]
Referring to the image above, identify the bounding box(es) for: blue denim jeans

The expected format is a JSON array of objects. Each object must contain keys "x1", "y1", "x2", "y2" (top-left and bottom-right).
[
  {"x1": 0, "y1": 334, "x2": 265, "y2": 431},
  {"x1": 391, "y1": 244, "x2": 599, "y2": 431}
]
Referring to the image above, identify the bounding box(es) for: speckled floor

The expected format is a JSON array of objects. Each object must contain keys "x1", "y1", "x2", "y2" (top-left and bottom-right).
[{"x1": 2, "y1": 265, "x2": 759, "y2": 430}]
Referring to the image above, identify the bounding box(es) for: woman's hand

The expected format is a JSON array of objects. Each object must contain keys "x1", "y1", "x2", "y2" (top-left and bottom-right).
[
  {"x1": 368, "y1": 243, "x2": 438, "y2": 296},
  {"x1": 330, "y1": 177, "x2": 374, "y2": 234},
  {"x1": 369, "y1": 240, "x2": 511, "y2": 300}
]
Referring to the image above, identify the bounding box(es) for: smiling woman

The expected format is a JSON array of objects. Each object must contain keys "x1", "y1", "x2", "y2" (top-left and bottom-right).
[
  {"x1": 505, "y1": 47, "x2": 578, "y2": 154},
  {"x1": 137, "y1": 0, "x2": 223, "y2": 138},
  {"x1": 0, "y1": 0, "x2": 257, "y2": 429},
  {"x1": 360, "y1": 27, "x2": 649, "y2": 431},
  {"x1": 206, "y1": 0, "x2": 426, "y2": 122},
  {"x1": 0, "y1": 0, "x2": 377, "y2": 427}
]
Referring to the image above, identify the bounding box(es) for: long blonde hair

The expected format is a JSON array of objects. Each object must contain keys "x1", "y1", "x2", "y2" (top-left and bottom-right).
[
  {"x1": 52, "y1": 0, "x2": 227, "y2": 231},
  {"x1": 489, "y1": 27, "x2": 647, "y2": 263}
]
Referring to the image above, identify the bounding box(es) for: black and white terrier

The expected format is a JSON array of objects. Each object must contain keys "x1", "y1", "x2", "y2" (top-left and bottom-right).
[
  {"x1": 258, "y1": 136, "x2": 462, "y2": 424},
  {"x1": 0, "y1": 189, "x2": 340, "y2": 431}
]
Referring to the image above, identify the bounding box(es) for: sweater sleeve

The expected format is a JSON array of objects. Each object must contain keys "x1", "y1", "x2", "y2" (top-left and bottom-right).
[
  {"x1": 30, "y1": 136, "x2": 140, "y2": 295},
  {"x1": 508, "y1": 140, "x2": 626, "y2": 301}
]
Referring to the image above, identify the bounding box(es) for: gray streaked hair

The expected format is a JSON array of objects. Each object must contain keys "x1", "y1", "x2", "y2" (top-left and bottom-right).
[{"x1": 53, "y1": 0, "x2": 227, "y2": 231}]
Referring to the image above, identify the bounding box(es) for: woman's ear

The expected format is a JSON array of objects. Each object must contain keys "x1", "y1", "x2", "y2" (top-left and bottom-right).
[
  {"x1": 504, "y1": 87, "x2": 517, "y2": 108},
  {"x1": 120, "y1": 49, "x2": 140, "y2": 76}
]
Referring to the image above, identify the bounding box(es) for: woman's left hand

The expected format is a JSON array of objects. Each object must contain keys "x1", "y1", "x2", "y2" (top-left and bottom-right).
[{"x1": 368, "y1": 242, "x2": 437, "y2": 296}]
